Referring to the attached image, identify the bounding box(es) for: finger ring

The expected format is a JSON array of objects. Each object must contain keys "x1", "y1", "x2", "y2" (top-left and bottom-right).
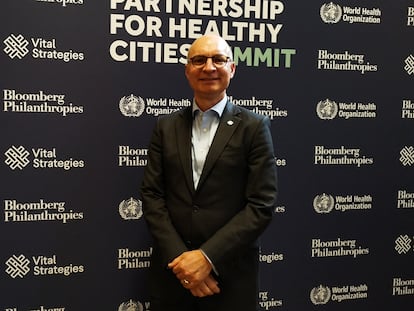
[{"x1": 183, "y1": 279, "x2": 190, "y2": 285}]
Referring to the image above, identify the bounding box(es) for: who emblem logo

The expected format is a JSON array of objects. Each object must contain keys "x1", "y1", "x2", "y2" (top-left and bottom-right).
[
  {"x1": 118, "y1": 300, "x2": 143, "y2": 311},
  {"x1": 4, "y1": 145, "x2": 30, "y2": 170},
  {"x1": 119, "y1": 197, "x2": 143, "y2": 220},
  {"x1": 313, "y1": 194, "x2": 335, "y2": 213},
  {"x1": 316, "y1": 99, "x2": 338, "y2": 120},
  {"x1": 320, "y1": 2, "x2": 342, "y2": 24},
  {"x1": 3, "y1": 34, "x2": 29, "y2": 59},
  {"x1": 310, "y1": 285, "x2": 331, "y2": 305},
  {"x1": 119, "y1": 94, "x2": 145, "y2": 117},
  {"x1": 395, "y1": 235, "x2": 412, "y2": 254},
  {"x1": 5, "y1": 254, "x2": 31, "y2": 278},
  {"x1": 400, "y1": 146, "x2": 414, "y2": 166}
]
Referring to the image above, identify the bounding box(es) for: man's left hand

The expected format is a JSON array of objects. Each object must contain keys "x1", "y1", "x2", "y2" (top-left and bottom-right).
[{"x1": 168, "y1": 249, "x2": 212, "y2": 288}]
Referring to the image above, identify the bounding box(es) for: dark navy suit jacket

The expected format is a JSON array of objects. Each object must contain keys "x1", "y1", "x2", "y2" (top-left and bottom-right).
[{"x1": 140, "y1": 101, "x2": 278, "y2": 308}]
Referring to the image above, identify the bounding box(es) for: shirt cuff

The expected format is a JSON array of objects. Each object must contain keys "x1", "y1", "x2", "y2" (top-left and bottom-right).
[{"x1": 199, "y1": 248, "x2": 219, "y2": 276}]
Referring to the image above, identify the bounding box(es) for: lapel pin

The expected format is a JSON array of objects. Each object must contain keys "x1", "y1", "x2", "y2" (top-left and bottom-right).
[{"x1": 227, "y1": 120, "x2": 234, "y2": 126}]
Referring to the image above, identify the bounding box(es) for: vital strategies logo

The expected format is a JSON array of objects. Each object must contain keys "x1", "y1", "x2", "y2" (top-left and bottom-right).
[
  {"x1": 109, "y1": 0, "x2": 296, "y2": 68},
  {"x1": 3, "y1": 34, "x2": 85, "y2": 62},
  {"x1": 4, "y1": 145, "x2": 85, "y2": 171},
  {"x1": 5, "y1": 253, "x2": 84, "y2": 279}
]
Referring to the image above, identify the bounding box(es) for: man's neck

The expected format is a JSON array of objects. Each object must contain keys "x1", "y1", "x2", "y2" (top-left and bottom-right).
[{"x1": 195, "y1": 93, "x2": 226, "y2": 111}]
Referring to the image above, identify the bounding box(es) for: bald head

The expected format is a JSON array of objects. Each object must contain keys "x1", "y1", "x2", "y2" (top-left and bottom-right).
[{"x1": 187, "y1": 34, "x2": 233, "y2": 60}]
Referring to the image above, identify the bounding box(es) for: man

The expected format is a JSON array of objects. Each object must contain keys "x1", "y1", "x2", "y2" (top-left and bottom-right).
[{"x1": 140, "y1": 34, "x2": 278, "y2": 311}]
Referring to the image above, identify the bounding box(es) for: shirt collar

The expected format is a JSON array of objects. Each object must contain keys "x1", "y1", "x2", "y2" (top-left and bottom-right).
[{"x1": 192, "y1": 95, "x2": 227, "y2": 118}]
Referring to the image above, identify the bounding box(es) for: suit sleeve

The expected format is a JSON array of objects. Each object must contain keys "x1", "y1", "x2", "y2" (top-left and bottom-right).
[
  {"x1": 200, "y1": 116, "x2": 278, "y2": 267},
  {"x1": 140, "y1": 118, "x2": 187, "y2": 267}
]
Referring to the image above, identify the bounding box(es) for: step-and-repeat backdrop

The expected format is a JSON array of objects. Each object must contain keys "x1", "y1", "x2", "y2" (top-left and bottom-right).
[{"x1": 1, "y1": 1, "x2": 413, "y2": 310}]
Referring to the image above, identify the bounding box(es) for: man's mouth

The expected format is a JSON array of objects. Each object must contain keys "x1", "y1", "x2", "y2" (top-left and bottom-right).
[{"x1": 199, "y1": 77, "x2": 219, "y2": 81}]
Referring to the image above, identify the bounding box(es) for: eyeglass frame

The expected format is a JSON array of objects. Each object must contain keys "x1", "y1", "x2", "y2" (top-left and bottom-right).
[{"x1": 187, "y1": 54, "x2": 233, "y2": 68}]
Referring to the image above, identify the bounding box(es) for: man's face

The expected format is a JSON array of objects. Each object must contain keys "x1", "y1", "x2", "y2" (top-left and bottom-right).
[{"x1": 185, "y1": 35, "x2": 236, "y2": 102}]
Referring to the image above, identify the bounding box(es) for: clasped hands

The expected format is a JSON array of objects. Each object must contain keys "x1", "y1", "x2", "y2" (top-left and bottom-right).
[{"x1": 168, "y1": 249, "x2": 220, "y2": 297}]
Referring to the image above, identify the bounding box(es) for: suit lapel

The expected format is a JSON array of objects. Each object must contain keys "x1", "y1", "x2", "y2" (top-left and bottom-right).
[
  {"x1": 176, "y1": 107, "x2": 195, "y2": 194},
  {"x1": 197, "y1": 102, "x2": 241, "y2": 191}
]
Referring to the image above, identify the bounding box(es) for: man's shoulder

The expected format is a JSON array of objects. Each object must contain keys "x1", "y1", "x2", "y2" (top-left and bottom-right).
[
  {"x1": 158, "y1": 106, "x2": 191, "y2": 122},
  {"x1": 228, "y1": 102, "x2": 267, "y2": 123}
]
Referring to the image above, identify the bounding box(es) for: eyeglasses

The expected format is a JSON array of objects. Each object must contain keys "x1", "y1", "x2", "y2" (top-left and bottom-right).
[{"x1": 188, "y1": 55, "x2": 232, "y2": 68}]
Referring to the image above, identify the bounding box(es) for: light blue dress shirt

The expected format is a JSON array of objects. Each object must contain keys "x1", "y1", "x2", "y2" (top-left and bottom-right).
[{"x1": 191, "y1": 96, "x2": 227, "y2": 189}]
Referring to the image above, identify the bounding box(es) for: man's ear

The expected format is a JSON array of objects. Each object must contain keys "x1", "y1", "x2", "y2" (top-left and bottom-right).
[
  {"x1": 230, "y1": 63, "x2": 236, "y2": 78},
  {"x1": 184, "y1": 64, "x2": 190, "y2": 79}
]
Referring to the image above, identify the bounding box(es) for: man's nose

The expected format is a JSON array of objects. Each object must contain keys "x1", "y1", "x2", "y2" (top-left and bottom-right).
[{"x1": 203, "y1": 58, "x2": 217, "y2": 71}]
